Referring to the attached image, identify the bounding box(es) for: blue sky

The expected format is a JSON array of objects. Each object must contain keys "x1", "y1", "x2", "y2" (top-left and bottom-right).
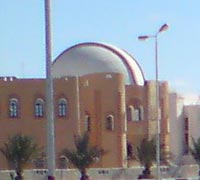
[{"x1": 1, "y1": 1, "x2": 200, "y2": 98}]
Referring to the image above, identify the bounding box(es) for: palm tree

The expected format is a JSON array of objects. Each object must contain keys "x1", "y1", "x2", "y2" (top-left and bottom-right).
[
  {"x1": 190, "y1": 137, "x2": 200, "y2": 169},
  {"x1": 61, "y1": 133, "x2": 104, "y2": 180},
  {"x1": 137, "y1": 138, "x2": 156, "y2": 179},
  {"x1": 0, "y1": 133, "x2": 39, "y2": 180}
]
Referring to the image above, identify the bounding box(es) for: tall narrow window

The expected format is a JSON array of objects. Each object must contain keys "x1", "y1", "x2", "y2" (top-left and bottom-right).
[
  {"x1": 106, "y1": 115, "x2": 114, "y2": 131},
  {"x1": 35, "y1": 98, "x2": 44, "y2": 117},
  {"x1": 139, "y1": 106, "x2": 144, "y2": 121},
  {"x1": 185, "y1": 133, "x2": 189, "y2": 154},
  {"x1": 127, "y1": 105, "x2": 134, "y2": 121},
  {"x1": 185, "y1": 117, "x2": 189, "y2": 131},
  {"x1": 133, "y1": 106, "x2": 144, "y2": 121},
  {"x1": 9, "y1": 98, "x2": 19, "y2": 118},
  {"x1": 134, "y1": 109, "x2": 140, "y2": 121},
  {"x1": 85, "y1": 115, "x2": 91, "y2": 132},
  {"x1": 58, "y1": 98, "x2": 67, "y2": 117}
]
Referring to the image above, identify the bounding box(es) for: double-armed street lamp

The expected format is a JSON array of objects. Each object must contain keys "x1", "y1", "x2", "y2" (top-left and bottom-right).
[{"x1": 138, "y1": 23, "x2": 169, "y2": 180}]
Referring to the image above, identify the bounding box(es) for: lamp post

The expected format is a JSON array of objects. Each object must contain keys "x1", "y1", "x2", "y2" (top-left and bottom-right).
[
  {"x1": 138, "y1": 24, "x2": 168, "y2": 180},
  {"x1": 45, "y1": 0, "x2": 56, "y2": 180}
]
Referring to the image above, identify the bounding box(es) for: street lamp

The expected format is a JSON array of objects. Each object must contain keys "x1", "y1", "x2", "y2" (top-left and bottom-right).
[
  {"x1": 138, "y1": 23, "x2": 168, "y2": 180},
  {"x1": 45, "y1": 0, "x2": 56, "y2": 180}
]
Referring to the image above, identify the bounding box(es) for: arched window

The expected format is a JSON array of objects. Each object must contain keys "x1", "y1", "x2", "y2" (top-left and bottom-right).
[
  {"x1": 35, "y1": 98, "x2": 44, "y2": 117},
  {"x1": 58, "y1": 98, "x2": 67, "y2": 117},
  {"x1": 85, "y1": 115, "x2": 91, "y2": 132},
  {"x1": 105, "y1": 115, "x2": 114, "y2": 131},
  {"x1": 127, "y1": 105, "x2": 134, "y2": 121},
  {"x1": 9, "y1": 98, "x2": 19, "y2": 118},
  {"x1": 127, "y1": 104, "x2": 144, "y2": 122}
]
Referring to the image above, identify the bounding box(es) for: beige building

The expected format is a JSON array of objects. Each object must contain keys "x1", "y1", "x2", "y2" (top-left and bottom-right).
[
  {"x1": 169, "y1": 92, "x2": 185, "y2": 163},
  {"x1": 0, "y1": 42, "x2": 170, "y2": 170}
]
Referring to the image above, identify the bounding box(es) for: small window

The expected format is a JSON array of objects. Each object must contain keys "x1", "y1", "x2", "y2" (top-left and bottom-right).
[
  {"x1": 185, "y1": 117, "x2": 189, "y2": 131},
  {"x1": 106, "y1": 115, "x2": 114, "y2": 131},
  {"x1": 58, "y1": 98, "x2": 67, "y2": 117},
  {"x1": 83, "y1": 80, "x2": 89, "y2": 87},
  {"x1": 9, "y1": 98, "x2": 19, "y2": 118},
  {"x1": 85, "y1": 115, "x2": 91, "y2": 132},
  {"x1": 35, "y1": 98, "x2": 44, "y2": 117},
  {"x1": 106, "y1": 74, "x2": 112, "y2": 79}
]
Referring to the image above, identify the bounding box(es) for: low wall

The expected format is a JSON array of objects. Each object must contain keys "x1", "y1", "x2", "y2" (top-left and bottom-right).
[{"x1": 0, "y1": 165, "x2": 198, "y2": 180}]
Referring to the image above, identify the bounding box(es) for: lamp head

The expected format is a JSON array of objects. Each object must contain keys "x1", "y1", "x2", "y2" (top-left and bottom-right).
[
  {"x1": 159, "y1": 24, "x2": 169, "y2": 33},
  {"x1": 138, "y1": 35, "x2": 149, "y2": 41}
]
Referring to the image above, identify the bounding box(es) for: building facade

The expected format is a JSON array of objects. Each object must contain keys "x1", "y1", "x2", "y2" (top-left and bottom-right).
[
  {"x1": 0, "y1": 42, "x2": 170, "y2": 169},
  {"x1": 183, "y1": 105, "x2": 200, "y2": 152}
]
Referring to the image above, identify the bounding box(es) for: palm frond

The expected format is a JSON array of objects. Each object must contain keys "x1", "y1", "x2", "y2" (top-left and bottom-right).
[
  {"x1": 61, "y1": 133, "x2": 104, "y2": 171},
  {"x1": 0, "y1": 134, "x2": 40, "y2": 171},
  {"x1": 137, "y1": 138, "x2": 156, "y2": 167},
  {"x1": 190, "y1": 137, "x2": 200, "y2": 166}
]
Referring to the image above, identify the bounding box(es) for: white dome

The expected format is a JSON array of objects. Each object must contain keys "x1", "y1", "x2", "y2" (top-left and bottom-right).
[{"x1": 52, "y1": 42, "x2": 145, "y2": 85}]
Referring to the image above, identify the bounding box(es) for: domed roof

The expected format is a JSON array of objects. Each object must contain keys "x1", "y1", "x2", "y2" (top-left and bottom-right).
[{"x1": 52, "y1": 42, "x2": 145, "y2": 85}]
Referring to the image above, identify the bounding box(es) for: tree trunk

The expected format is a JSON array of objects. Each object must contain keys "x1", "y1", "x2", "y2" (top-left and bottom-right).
[
  {"x1": 80, "y1": 169, "x2": 91, "y2": 180},
  {"x1": 15, "y1": 170, "x2": 24, "y2": 180},
  {"x1": 138, "y1": 164, "x2": 155, "y2": 179},
  {"x1": 143, "y1": 164, "x2": 151, "y2": 176}
]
